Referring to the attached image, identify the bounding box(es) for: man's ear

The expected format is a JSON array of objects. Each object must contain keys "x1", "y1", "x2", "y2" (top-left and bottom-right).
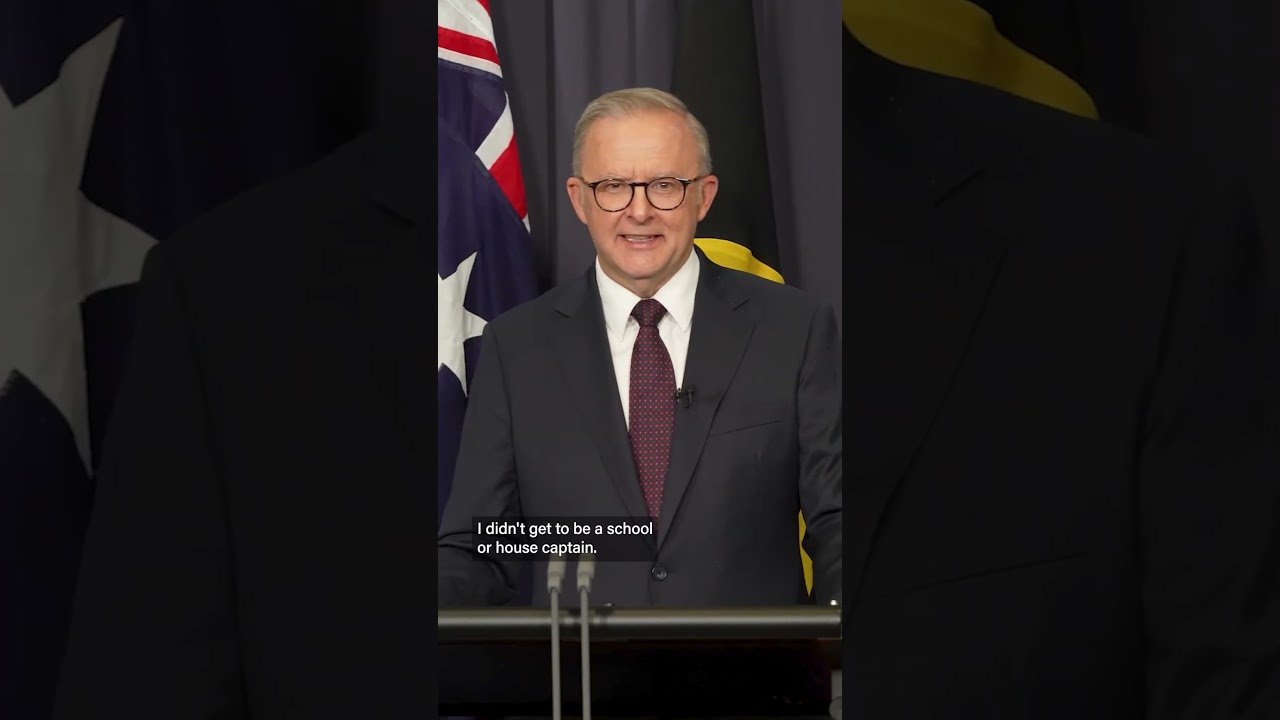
[
  {"x1": 695, "y1": 175, "x2": 719, "y2": 222},
  {"x1": 566, "y1": 177, "x2": 590, "y2": 225}
]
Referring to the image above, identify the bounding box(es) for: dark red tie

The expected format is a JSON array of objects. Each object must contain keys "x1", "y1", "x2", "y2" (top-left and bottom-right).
[{"x1": 628, "y1": 299, "x2": 675, "y2": 519}]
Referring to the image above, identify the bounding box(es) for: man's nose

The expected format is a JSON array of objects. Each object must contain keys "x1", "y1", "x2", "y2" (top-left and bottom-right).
[{"x1": 624, "y1": 187, "x2": 654, "y2": 220}]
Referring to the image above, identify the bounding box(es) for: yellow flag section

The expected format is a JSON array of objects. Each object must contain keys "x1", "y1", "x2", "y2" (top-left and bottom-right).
[
  {"x1": 843, "y1": 0, "x2": 1098, "y2": 119},
  {"x1": 694, "y1": 237, "x2": 812, "y2": 594}
]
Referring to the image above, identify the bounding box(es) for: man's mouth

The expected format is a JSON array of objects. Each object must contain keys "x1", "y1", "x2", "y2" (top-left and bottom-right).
[{"x1": 621, "y1": 234, "x2": 661, "y2": 244}]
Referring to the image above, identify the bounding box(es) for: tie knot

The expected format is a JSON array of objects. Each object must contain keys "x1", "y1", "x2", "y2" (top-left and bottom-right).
[{"x1": 631, "y1": 298, "x2": 667, "y2": 328}]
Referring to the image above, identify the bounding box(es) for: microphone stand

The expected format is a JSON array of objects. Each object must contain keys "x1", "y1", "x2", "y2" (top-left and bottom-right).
[
  {"x1": 546, "y1": 554, "x2": 567, "y2": 720},
  {"x1": 576, "y1": 553, "x2": 597, "y2": 720}
]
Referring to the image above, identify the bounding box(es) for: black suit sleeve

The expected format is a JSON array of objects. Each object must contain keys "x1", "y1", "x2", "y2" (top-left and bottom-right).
[
  {"x1": 53, "y1": 245, "x2": 246, "y2": 719},
  {"x1": 798, "y1": 301, "x2": 843, "y2": 604},
  {"x1": 1139, "y1": 179, "x2": 1280, "y2": 718},
  {"x1": 438, "y1": 322, "x2": 522, "y2": 606}
]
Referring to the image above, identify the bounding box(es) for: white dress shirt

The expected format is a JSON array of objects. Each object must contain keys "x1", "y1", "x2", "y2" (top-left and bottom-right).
[{"x1": 595, "y1": 249, "x2": 699, "y2": 429}]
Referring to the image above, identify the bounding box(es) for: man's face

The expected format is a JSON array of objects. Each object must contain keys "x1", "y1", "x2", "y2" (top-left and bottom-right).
[{"x1": 567, "y1": 110, "x2": 718, "y2": 298}]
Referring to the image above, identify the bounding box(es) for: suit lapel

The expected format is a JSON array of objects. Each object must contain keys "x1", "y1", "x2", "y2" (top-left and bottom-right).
[
  {"x1": 846, "y1": 201, "x2": 1006, "y2": 603},
  {"x1": 552, "y1": 275, "x2": 653, "y2": 530},
  {"x1": 845, "y1": 50, "x2": 1010, "y2": 602},
  {"x1": 657, "y1": 255, "x2": 754, "y2": 547},
  {"x1": 317, "y1": 126, "x2": 432, "y2": 507},
  {"x1": 339, "y1": 237, "x2": 434, "y2": 476}
]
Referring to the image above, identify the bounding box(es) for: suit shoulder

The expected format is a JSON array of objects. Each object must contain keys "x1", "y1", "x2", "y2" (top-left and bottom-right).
[
  {"x1": 928, "y1": 71, "x2": 1197, "y2": 192},
  {"x1": 484, "y1": 278, "x2": 582, "y2": 337},
  {"x1": 713, "y1": 264, "x2": 832, "y2": 318},
  {"x1": 157, "y1": 127, "x2": 407, "y2": 279}
]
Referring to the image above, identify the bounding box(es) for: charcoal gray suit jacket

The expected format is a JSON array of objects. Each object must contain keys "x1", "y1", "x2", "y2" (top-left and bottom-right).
[{"x1": 437, "y1": 247, "x2": 843, "y2": 608}]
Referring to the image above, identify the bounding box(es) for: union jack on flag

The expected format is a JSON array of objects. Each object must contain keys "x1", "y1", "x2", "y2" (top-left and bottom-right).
[{"x1": 436, "y1": 0, "x2": 539, "y2": 523}]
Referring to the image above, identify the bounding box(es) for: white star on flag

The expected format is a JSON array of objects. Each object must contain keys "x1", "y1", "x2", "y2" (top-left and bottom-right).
[
  {"x1": 0, "y1": 18, "x2": 157, "y2": 470},
  {"x1": 437, "y1": 251, "x2": 487, "y2": 395}
]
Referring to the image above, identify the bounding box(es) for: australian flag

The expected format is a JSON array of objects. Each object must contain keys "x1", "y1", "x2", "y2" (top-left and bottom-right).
[
  {"x1": 0, "y1": 3, "x2": 373, "y2": 717},
  {"x1": 437, "y1": 1, "x2": 540, "y2": 525}
]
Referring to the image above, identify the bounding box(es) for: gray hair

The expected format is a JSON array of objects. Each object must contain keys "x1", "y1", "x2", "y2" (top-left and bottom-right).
[{"x1": 572, "y1": 87, "x2": 712, "y2": 178}]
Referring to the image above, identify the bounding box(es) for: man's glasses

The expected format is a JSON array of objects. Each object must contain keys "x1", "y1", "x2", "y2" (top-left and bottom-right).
[{"x1": 582, "y1": 176, "x2": 702, "y2": 212}]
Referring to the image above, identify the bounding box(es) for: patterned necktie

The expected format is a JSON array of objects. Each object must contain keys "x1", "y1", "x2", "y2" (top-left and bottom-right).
[{"x1": 628, "y1": 299, "x2": 676, "y2": 519}]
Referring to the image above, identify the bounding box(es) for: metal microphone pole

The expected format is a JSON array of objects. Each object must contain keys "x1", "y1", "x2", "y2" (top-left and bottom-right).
[
  {"x1": 546, "y1": 553, "x2": 567, "y2": 720},
  {"x1": 576, "y1": 553, "x2": 598, "y2": 720}
]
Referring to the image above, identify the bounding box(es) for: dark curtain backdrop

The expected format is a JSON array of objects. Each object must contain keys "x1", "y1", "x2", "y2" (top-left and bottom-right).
[{"x1": 489, "y1": 0, "x2": 844, "y2": 328}]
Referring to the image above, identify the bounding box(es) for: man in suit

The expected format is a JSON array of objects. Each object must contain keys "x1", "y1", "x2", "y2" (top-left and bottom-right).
[
  {"x1": 437, "y1": 88, "x2": 844, "y2": 608},
  {"x1": 51, "y1": 88, "x2": 840, "y2": 717},
  {"x1": 843, "y1": 28, "x2": 1280, "y2": 719}
]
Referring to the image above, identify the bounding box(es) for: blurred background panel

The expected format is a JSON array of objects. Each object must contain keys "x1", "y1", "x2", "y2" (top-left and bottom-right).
[{"x1": 845, "y1": 0, "x2": 1279, "y2": 270}]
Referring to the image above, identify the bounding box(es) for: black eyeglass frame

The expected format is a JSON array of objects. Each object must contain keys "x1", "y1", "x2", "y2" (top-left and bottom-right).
[{"x1": 580, "y1": 175, "x2": 704, "y2": 212}]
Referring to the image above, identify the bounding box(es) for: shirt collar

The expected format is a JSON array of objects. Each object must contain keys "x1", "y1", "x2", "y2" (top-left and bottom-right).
[{"x1": 595, "y1": 248, "x2": 700, "y2": 341}]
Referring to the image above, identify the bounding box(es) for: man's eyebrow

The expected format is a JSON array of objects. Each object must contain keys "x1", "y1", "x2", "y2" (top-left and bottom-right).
[{"x1": 593, "y1": 172, "x2": 682, "y2": 181}]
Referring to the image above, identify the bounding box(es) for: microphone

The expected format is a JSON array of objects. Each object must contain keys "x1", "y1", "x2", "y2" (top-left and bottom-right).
[
  {"x1": 576, "y1": 553, "x2": 596, "y2": 594},
  {"x1": 674, "y1": 386, "x2": 695, "y2": 408},
  {"x1": 546, "y1": 554, "x2": 567, "y2": 720},
  {"x1": 576, "y1": 553, "x2": 598, "y2": 720},
  {"x1": 547, "y1": 554, "x2": 568, "y2": 593}
]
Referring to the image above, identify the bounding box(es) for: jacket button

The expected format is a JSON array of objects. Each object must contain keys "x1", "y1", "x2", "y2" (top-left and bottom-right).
[{"x1": 650, "y1": 564, "x2": 668, "y2": 581}]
